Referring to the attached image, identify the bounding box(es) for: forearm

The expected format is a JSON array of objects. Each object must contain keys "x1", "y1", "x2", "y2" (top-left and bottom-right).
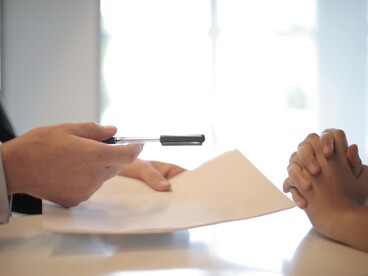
[{"x1": 332, "y1": 207, "x2": 368, "y2": 252}]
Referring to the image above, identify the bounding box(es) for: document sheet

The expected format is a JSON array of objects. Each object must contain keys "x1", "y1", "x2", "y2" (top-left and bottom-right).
[{"x1": 42, "y1": 149, "x2": 296, "y2": 234}]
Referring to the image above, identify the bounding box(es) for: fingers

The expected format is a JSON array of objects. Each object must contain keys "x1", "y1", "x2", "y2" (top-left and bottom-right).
[
  {"x1": 70, "y1": 122, "x2": 118, "y2": 141},
  {"x1": 287, "y1": 155, "x2": 312, "y2": 190},
  {"x1": 289, "y1": 187, "x2": 307, "y2": 209},
  {"x1": 294, "y1": 129, "x2": 348, "y2": 176},
  {"x1": 327, "y1": 129, "x2": 348, "y2": 155},
  {"x1": 137, "y1": 161, "x2": 186, "y2": 191},
  {"x1": 303, "y1": 129, "x2": 358, "y2": 180},
  {"x1": 149, "y1": 161, "x2": 186, "y2": 179},
  {"x1": 320, "y1": 128, "x2": 350, "y2": 156},
  {"x1": 283, "y1": 176, "x2": 293, "y2": 193},
  {"x1": 297, "y1": 133, "x2": 321, "y2": 175},
  {"x1": 133, "y1": 161, "x2": 172, "y2": 191},
  {"x1": 320, "y1": 130, "x2": 335, "y2": 157},
  {"x1": 104, "y1": 144, "x2": 144, "y2": 166},
  {"x1": 165, "y1": 166, "x2": 186, "y2": 179},
  {"x1": 346, "y1": 144, "x2": 362, "y2": 178},
  {"x1": 142, "y1": 172, "x2": 172, "y2": 191},
  {"x1": 285, "y1": 128, "x2": 354, "y2": 211},
  {"x1": 120, "y1": 159, "x2": 186, "y2": 191},
  {"x1": 283, "y1": 177, "x2": 307, "y2": 209},
  {"x1": 286, "y1": 134, "x2": 321, "y2": 194},
  {"x1": 285, "y1": 134, "x2": 320, "y2": 209},
  {"x1": 67, "y1": 122, "x2": 143, "y2": 166}
]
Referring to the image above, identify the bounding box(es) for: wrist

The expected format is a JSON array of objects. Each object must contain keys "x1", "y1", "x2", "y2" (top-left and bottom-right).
[
  {"x1": 329, "y1": 206, "x2": 368, "y2": 250},
  {"x1": 1, "y1": 140, "x2": 22, "y2": 195}
]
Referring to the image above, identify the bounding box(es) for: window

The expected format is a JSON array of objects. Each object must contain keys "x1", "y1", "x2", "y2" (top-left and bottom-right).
[{"x1": 100, "y1": 0, "x2": 367, "y2": 187}]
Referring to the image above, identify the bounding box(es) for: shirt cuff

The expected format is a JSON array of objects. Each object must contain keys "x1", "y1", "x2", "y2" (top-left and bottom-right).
[{"x1": 0, "y1": 143, "x2": 11, "y2": 224}]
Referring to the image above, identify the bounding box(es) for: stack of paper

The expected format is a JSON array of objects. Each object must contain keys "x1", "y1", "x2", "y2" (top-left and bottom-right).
[{"x1": 42, "y1": 149, "x2": 295, "y2": 234}]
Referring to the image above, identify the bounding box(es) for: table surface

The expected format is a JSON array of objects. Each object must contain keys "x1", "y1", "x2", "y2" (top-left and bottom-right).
[{"x1": 1, "y1": 208, "x2": 368, "y2": 276}]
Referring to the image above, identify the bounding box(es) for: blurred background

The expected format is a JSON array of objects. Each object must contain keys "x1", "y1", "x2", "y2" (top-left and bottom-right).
[{"x1": 2, "y1": 0, "x2": 367, "y2": 189}]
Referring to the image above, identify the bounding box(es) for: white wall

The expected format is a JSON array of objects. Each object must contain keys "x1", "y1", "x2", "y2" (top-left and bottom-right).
[
  {"x1": 2, "y1": 0, "x2": 100, "y2": 135},
  {"x1": 317, "y1": 0, "x2": 367, "y2": 154}
]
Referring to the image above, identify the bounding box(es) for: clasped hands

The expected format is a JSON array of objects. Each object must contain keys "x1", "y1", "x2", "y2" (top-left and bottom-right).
[{"x1": 283, "y1": 129, "x2": 368, "y2": 251}]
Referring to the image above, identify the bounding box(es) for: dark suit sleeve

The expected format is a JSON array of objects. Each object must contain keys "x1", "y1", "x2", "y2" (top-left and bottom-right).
[
  {"x1": 0, "y1": 100, "x2": 16, "y2": 142},
  {"x1": 0, "y1": 100, "x2": 42, "y2": 214}
]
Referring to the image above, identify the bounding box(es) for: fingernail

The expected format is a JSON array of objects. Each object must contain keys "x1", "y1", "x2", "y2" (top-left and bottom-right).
[
  {"x1": 323, "y1": 145, "x2": 330, "y2": 155},
  {"x1": 158, "y1": 180, "x2": 171, "y2": 189}
]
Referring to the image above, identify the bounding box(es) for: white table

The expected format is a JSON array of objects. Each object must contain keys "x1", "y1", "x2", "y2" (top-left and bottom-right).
[{"x1": 1, "y1": 208, "x2": 368, "y2": 276}]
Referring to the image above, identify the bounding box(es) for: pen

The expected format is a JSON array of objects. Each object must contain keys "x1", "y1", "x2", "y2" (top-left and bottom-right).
[{"x1": 103, "y1": 134, "x2": 205, "y2": 146}]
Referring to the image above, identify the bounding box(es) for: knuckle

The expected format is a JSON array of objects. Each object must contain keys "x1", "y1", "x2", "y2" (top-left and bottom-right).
[
  {"x1": 306, "y1": 132, "x2": 319, "y2": 141},
  {"x1": 334, "y1": 129, "x2": 346, "y2": 138},
  {"x1": 85, "y1": 121, "x2": 99, "y2": 129},
  {"x1": 322, "y1": 128, "x2": 334, "y2": 134},
  {"x1": 297, "y1": 133, "x2": 319, "y2": 151},
  {"x1": 289, "y1": 151, "x2": 298, "y2": 162},
  {"x1": 297, "y1": 141, "x2": 307, "y2": 151},
  {"x1": 297, "y1": 141, "x2": 304, "y2": 150},
  {"x1": 286, "y1": 162, "x2": 295, "y2": 174},
  {"x1": 283, "y1": 178, "x2": 291, "y2": 192}
]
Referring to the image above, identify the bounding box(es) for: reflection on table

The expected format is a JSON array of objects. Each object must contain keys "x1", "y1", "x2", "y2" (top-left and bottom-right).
[{"x1": 0, "y1": 208, "x2": 367, "y2": 275}]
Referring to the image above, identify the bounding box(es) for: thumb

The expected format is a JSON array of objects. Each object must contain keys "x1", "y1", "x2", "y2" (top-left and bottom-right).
[
  {"x1": 140, "y1": 165, "x2": 172, "y2": 191},
  {"x1": 71, "y1": 122, "x2": 117, "y2": 141}
]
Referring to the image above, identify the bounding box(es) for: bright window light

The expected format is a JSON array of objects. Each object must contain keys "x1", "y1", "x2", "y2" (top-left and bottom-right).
[{"x1": 100, "y1": 0, "x2": 317, "y2": 184}]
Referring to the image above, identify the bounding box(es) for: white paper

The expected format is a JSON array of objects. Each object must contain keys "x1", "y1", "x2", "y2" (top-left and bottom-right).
[{"x1": 42, "y1": 149, "x2": 296, "y2": 234}]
